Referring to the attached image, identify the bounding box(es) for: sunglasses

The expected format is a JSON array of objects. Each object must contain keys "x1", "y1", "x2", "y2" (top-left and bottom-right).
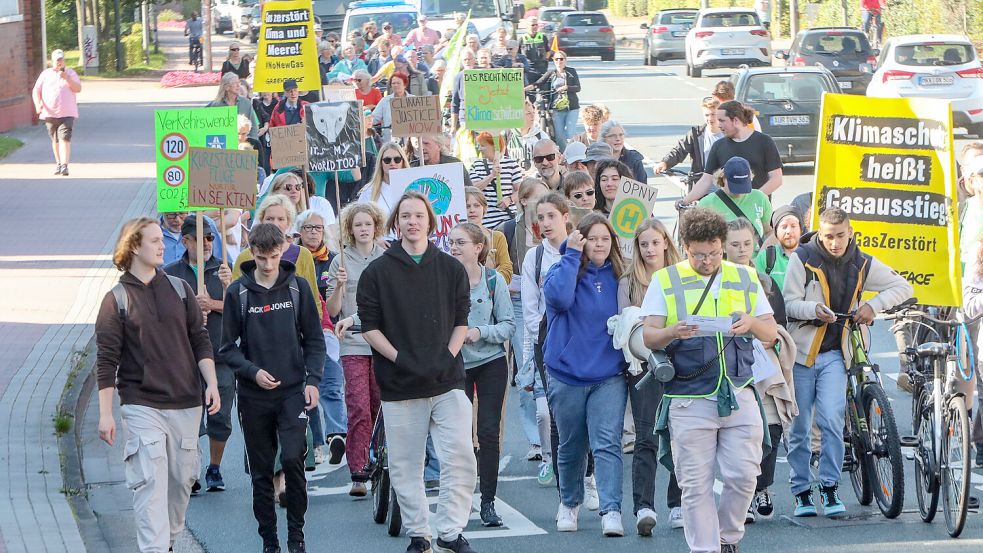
[
  {"x1": 189, "y1": 234, "x2": 215, "y2": 242},
  {"x1": 230, "y1": 48, "x2": 240, "y2": 51},
  {"x1": 382, "y1": 156, "x2": 404, "y2": 164},
  {"x1": 533, "y1": 153, "x2": 556, "y2": 163},
  {"x1": 571, "y1": 189, "x2": 595, "y2": 200},
  {"x1": 281, "y1": 183, "x2": 303, "y2": 192}
]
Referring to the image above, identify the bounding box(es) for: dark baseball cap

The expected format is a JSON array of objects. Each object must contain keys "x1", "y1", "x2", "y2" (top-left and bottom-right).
[
  {"x1": 723, "y1": 156, "x2": 753, "y2": 194},
  {"x1": 283, "y1": 79, "x2": 299, "y2": 91},
  {"x1": 584, "y1": 142, "x2": 614, "y2": 163},
  {"x1": 181, "y1": 215, "x2": 214, "y2": 238}
]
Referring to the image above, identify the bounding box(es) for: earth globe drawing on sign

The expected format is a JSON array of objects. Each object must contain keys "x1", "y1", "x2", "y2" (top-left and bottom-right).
[{"x1": 407, "y1": 177, "x2": 452, "y2": 214}]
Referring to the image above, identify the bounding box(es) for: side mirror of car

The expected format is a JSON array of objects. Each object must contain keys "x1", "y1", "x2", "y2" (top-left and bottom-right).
[
  {"x1": 640, "y1": 23, "x2": 649, "y2": 30},
  {"x1": 872, "y1": 48, "x2": 881, "y2": 57},
  {"x1": 774, "y1": 49, "x2": 788, "y2": 60}
]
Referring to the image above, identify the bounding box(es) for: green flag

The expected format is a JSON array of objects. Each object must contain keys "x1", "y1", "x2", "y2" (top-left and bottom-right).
[{"x1": 438, "y1": 12, "x2": 471, "y2": 111}]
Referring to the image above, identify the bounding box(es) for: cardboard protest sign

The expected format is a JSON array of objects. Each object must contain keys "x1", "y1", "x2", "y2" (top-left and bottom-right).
[
  {"x1": 389, "y1": 163, "x2": 467, "y2": 252},
  {"x1": 323, "y1": 85, "x2": 357, "y2": 102},
  {"x1": 305, "y1": 101, "x2": 364, "y2": 172},
  {"x1": 188, "y1": 147, "x2": 258, "y2": 210},
  {"x1": 814, "y1": 94, "x2": 960, "y2": 306},
  {"x1": 269, "y1": 123, "x2": 307, "y2": 169},
  {"x1": 154, "y1": 106, "x2": 237, "y2": 213},
  {"x1": 391, "y1": 96, "x2": 442, "y2": 138},
  {"x1": 463, "y1": 68, "x2": 525, "y2": 130},
  {"x1": 609, "y1": 177, "x2": 659, "y2": 259},
  {"x1": 253, "y1": 0, "x2": 321, "y2": 93}
]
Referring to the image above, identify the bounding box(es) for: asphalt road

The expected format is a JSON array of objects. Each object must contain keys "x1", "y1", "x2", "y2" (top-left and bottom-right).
[{"x1": 184, "y1": 48, "x2": 983, "y2": 553}]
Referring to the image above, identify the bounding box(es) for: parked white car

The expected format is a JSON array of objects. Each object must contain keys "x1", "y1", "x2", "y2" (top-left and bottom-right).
[
  {"x1": 866, "y1": 34, "x2": 983, "y2": 137},
  {"x1": 685, "y1": 8, "x2": 771, "y2": 78}
]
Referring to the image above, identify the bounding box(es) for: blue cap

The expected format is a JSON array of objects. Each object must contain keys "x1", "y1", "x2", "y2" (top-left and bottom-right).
[
  {"x1": 723, "y1": 156, "x2": 753, "y2": 194},
  {"x1": 394, "y1": 54, "x2": 408, "y2": 64}
]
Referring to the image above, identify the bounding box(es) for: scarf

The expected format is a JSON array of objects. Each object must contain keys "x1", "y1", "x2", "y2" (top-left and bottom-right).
[{"x1": 309, "y1": 242, "x2": 330, "y2": 262}]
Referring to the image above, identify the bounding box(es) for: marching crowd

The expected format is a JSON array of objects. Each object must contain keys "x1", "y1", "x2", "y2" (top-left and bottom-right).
[{"x1": 85, "y1": 12, "x2": 983, "y2": 553}]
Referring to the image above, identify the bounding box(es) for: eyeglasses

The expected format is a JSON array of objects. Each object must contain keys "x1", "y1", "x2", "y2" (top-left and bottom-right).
[
  {"x1": 301, "y1": 224, "x2": 325, "y2": 232},
  {"x1": 689, "y1": 251, "x2": 723, "y2": 263},
  {"x1": 533, "y1": 153, "x2": 556, "y2": 163},
  {"x1": 281, "y1": 183, "x2": 303, "y2": 192},
  {"x1": 382, "y1": 156, "x2": 404, "y2": 164},
  {"x1": 448, "y1": 239, "x2": 474, "y2": 247},
  {"x1": 230, "y1": 48, "x2": 240, "y2": 51},
  {"x1": 571, "y1": 189, "x2": 595, "y2": 200}
]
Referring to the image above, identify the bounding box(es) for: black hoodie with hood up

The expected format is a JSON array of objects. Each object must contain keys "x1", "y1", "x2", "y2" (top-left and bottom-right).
[
  {"x1": 220, "y1": 260, "x2": 325, "y2": 399},
  {"x1": 357, "y1": 242, "x2": 470, "y2": 402}
]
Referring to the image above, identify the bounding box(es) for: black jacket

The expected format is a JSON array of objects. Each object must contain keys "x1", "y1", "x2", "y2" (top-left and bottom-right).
[
  {"x1": 164, "y1": 253, "x2": 226, "y2": 365},
  {"x1": 356, "y1": 242, "x2": 470, "y2": 401},
  {"x1": 661, "y1": 125, "x2": 709, "y2": 175},
  {"x1": 532, "y1": 67, "x2": 581, "y2": 110},
  {"x1": 620, "y1": 148, "x2": 648, "y2": 184},
  {"x1": 220, "y1": 260, "x2": 325, "y2": 398}
]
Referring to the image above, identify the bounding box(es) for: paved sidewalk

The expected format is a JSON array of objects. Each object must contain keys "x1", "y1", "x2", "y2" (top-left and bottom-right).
[{"x1": 0, "y1": 75, "x2": 217, "y2": 552}]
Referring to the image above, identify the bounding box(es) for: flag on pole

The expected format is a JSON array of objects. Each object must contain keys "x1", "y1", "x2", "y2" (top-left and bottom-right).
[
  {"x1": 438, "y1": 12, "x2": 471, "y2": 111},
  {"x1": 550, "y1": 33, "x2": 560, "y2": 53}
]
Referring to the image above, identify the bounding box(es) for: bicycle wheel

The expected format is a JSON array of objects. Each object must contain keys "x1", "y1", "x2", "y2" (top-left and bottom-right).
[
  {"x1": 913, "y1": 388, "x2": 939, "y2": 523},
  {"x1": 862, "y1": 383, "x2": 905, "y2": 518},
  {"x1": 847, "y1": 408, "x2": 873, "y2": 506},
  {"x1": 372, "y1": 467, "x2": 391, "y2": 524},
  {"x1": 387, "y1": 488, "x2": 402, "y2": 537},
  {"x1": 941, "y1": 397, "x2": 971, "y2": 537}
]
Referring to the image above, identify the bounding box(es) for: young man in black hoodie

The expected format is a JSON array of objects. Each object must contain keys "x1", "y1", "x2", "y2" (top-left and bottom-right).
[
  {"x1": 163, "y1": 215, "x2": 234, "y2": 493},
  {"x1": 357, "y1": 191, "x2": 478, "y2": 553},
  {"x1": 220, "y1": 223, "x2": 325, "y2": 553}
]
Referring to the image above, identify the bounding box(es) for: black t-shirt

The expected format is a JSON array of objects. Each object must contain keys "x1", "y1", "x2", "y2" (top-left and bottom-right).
[{"x1": 704, "y1": 131, "x2": 783, "y2": 190}]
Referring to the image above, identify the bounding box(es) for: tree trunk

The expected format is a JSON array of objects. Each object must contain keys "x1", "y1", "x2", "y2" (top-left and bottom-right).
[
  {"x1": 76, "y1": 0, "x2": 86, "y2": 54},
  {"x1": 841, "y1": 0, "x2": 849, "y2": 26}
]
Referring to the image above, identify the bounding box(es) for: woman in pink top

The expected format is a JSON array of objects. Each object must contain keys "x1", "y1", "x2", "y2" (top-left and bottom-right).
[{"x1": 32, "y1": 49, "x2": 81, "y2": 176}]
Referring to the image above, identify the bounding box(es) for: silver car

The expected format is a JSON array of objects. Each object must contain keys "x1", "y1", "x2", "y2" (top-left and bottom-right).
[
  {"x1": 555, "y1": 11, "x2": 617, "y2": 61},
  {"x1": 641, "y1": 8, "x2": 698, "y2": 66}
]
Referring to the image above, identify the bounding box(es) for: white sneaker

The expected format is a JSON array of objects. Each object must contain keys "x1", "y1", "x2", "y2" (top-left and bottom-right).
[
  {"x1": 526, "y1": 445, "x2": 543, "y2": 461},
  {"x1": 601, "y1": 511, "x2": 624, "y2": 537},
  {"x1": 635, "y1": 508, "x2": 657, "y2": 537},
  {"x1": 669, "y1": 506, "x2": 684, "y2": 529},
  {"x1": 556, "y1": 503, "x2": 579, "y2": 532},
  {"x1": 584, "y1": 475, "x2": 600, "y2": 511},
  {"x1": 314, "y1": 445, "x2": 326, "y2": 465}
]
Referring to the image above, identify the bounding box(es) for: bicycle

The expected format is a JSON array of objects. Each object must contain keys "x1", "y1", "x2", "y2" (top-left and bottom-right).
[
  {"x1": 190, "y1": 37, "x2": 203, "y2": 72},
  {"x1": 863, "y1": 10, "x2": 884, "y2": 50},
  {"x1": 365, "y1": 405, "x2": 402, "y2": 537},
  {"x1": 788, "y1": 311, "x2": 905, "y2": 518},
  {"x1": 885, "y1": 301, "x2": 974, "y2": 537},
  {"x1": 533, "y1": 89, "x2": 557, "y2": 145}
]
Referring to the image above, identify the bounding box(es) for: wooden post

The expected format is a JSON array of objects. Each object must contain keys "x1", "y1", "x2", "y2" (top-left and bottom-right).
[
  {"x1": 219, "y1": 208, "x2": 228, "y2": 275},
  {"x1": 419, "y1": 136, "x2": 425, "y2": 166},
  {"x1": 195, "y1": 214, "x2": 205, "y2": 293},
  {"x1": 334, "y1": 171, "x2": 345, "y2": 268}
]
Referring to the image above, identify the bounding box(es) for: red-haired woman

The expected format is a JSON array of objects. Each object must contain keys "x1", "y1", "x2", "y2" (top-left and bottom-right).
[{"x1": 469, "y1": 131, "x2": 522, "y2": 229}]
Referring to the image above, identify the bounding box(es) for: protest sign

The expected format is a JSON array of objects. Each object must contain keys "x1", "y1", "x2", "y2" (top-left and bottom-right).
[
  {"x1": 154, "y1": 106, "x2": 237, "y2": 213},
  {"x1": 814, "y1": 94, "x2": 959, "y2": 306},
  {"x1": 391, "y1": 96, "x2": 442, "y2": 138},
  {"x1": 188, "y1": 147, "x2": 258, "y2": 210},
  {"x1": 253, "y1": 0, "x2": 321, "y2": 93},
  {"x1": 609, "y1": 177, "x2": 658, "y2": 259},
  {"x1": 305, "y1": 101, "x2": 364, "y2": 172},
  {"x1": 389, "y1": 163, "x2": 467, "y2": 252},
  {"x1": 323, "y1": 85, "x2": 357, "y2": 102},
  {"x1": 269, "y1": 123, "x2": 307, "y2": 169},
  {"x1": 463, "y1": 68, "x2": 525, "y2": 130}
]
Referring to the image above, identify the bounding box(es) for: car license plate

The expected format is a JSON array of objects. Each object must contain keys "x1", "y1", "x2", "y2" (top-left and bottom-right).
[
  {"x1": 578, "y1": 41, "x2": 598, "y2": 47},
  {"x1": 770, "y1": 115, "x2": 810, "y2": 126},
  {"x1": 837, "y1": 81, "x2": 852, "y2": 89},
  {"x1": 920, "y1": 75, "x2": 954, "y2": 86},
  {"x1": 672, "y1": 31, "x2": 687, "y2": 37},
  {"x1": 721, "y1": 48, "x2": 745, "y2": 55}
]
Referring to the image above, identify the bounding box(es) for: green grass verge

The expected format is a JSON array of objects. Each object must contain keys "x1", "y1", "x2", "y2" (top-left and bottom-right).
[
  {"x1": 62, "y1": 49, "x2": 168, "y2": 78},
  {"x1": 0, "y1": 136, "x2": 24, "y2": 160}
]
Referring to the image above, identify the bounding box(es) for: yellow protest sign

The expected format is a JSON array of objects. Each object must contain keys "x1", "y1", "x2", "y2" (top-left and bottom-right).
[
  {"x1": 814, "y1": 94, "x2": 960, "y2": 306},
  {"x1": 253, "y1": 0, "x2": 320, "y2": 93}
]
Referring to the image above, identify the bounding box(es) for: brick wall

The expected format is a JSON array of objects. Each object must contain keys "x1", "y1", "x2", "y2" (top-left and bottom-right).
[{"x1": 0, "y1": 0, "x2": 44, "y2": 132}]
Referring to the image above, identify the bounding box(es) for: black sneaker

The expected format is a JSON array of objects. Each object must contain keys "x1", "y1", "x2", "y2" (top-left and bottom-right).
[
  {"x1": 54, "y1": 164, "x2": 63, "y2": 175},
  {"x1": 262, "y1": 545, "x2": 281, "y2": 553},
  {"x1": 287, "y1": 541, "x2": 306, "y2": 553},
  {"x1": 480, "y1": 501, "x2": 503, "y2": 527},
  {"x1": 753, "y1": 489, "x2": 774, "y2": 518},
  {"x1": 819, "y1": 484, "x2": 846, "y2": 517},
  {"x1": 406, "y1": 537, "x2": 432, "y2": 553},
  {"x1": 435, "y1": 535, "x2": 476, "y2": 553},
  {"x1": 721, "y1": 543, "x2": 740, "y2": 553},
  {"x1": 205, "y1": 464, "x2": 225, "y2": 491},
  {"x1": 327, "y1": 434, "x2": 346, "y2": 465},
  {"x1": 969, "y1": 496, "x2": 980, "y2": 510},
  {"x1": 793, "y1": 489, "x2": 818, "y2": 517},
  {"x1": 191, "y1": 479, "x2": 201, "y2": 496},
  {"x1": 976, "y1": 444, "x2": 983, "y2": 468},
  {"x1": 61, "y1": 165, "x2": 69, "y2": 176}
]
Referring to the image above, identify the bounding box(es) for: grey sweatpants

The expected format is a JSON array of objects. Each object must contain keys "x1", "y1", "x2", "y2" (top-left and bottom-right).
[{"x1": 121, "y1": 404, "x2": 202, "y2": 553}]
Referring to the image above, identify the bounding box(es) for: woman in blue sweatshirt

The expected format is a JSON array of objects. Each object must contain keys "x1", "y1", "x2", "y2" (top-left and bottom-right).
[{"x1": 542, "y1": 212, "x2": 628, "y2": 537}]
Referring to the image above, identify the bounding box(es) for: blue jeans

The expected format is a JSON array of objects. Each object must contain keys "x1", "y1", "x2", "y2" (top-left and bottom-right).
[
  {"x1": 788, "y1": 351, "x2": 847, "y2": 494},
  {"x1": 548, "y1": 373, "x2": 627, "y2": 514},
  {"x1": 552, "y1": 108, "x2": 580, "y2": 148},
  {"x1": 425, "y1": 434, "x2": 440, "y2": 482},
  {"x1": 309, "y1": 333, "x2": 348, "y2": 446},
  {"x1": 511, "y1": 292, "x2": 540, "y2": 446}
]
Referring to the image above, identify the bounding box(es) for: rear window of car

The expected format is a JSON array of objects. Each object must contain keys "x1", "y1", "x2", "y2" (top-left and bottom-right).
[
  {"x1": 659, "y1": 11, "x2": 696, "y2": 25},
  {"x1": 894, "y1": 43, "x2": 976, "y2": 66},
  {"x1": 541, "y1": 10, "x2": 570, "y2": 24},
  {"x1": 563, "y1": 13, "x2": 608, "y2": 27},
  {"x1": 347, "y1": 12, "x2": 418, "y2": 37},
  {"x1": 799, "y1": 32, "x2": 870, "y2": 55},
  {"x1": 744, "y1": 74, "x2": 828, "y2": 102},
  {"x1": 700, "y1": 12, "x2": 760, "y2": 27}
]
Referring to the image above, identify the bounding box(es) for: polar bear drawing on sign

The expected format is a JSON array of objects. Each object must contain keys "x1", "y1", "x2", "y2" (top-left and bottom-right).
[{"x1": 309, "y1": 103, "x2": 350, "y2": 143}]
